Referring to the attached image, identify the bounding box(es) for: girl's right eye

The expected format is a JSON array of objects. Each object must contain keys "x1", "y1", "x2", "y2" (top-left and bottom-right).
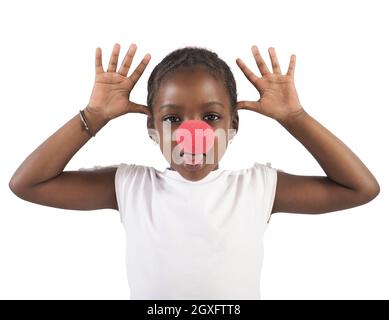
[{"x1": 163, "y1": 116, "x2": 180, "y2": 123}]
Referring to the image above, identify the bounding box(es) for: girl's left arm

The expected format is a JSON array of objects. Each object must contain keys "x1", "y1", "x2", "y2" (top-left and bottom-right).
[
  {"x1": 272, "y1": 107, "x2": 379, "y2": 214},
  {"x1": 236, "y1": 46, "x2": 380, "y2": 214}
]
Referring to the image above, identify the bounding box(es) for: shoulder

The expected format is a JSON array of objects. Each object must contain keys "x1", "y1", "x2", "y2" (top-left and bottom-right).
[
  {"x1": 238, "y1": 162, "x2": 281, "y2": 182},
  {"x1": 248, "y1": 162, "x2": 279, "y2": 205},
  {"x1": 114, "y1": 163, "x2": 157, "y2": 212},
  {"x1": 114, "y1": 163, "x2": 160, "y2": 182},
  {"x1": 224, "y1": 162, "x2": 279, "y2": 193},
  {"x1": 251, "y1": 162, "x2": 279, "y2": 185},
  {"x1": 251, "y1": 162, "x2": 280, "y2": 222},
  {"x1": 253, "y1": 161, "x2": 282, "y2": 172}
]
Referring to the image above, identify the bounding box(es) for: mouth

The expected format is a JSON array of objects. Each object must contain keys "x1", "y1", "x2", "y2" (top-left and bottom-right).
[{"x1": 180, "y1": 150, "x2": 206, "y2": 168}]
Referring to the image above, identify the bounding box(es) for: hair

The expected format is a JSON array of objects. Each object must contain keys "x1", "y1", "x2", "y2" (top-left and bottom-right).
[{"x1": 147, "y1": 46, "x2": 238, "y2": 118}]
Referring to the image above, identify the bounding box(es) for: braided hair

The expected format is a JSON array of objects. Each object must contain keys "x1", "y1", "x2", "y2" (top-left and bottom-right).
[{"x1": 146, "y1": 46, "x2": 238, "y2": 120}]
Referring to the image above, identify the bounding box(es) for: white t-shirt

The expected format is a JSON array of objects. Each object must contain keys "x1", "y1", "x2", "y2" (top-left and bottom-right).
[{"x1": 114, "y1": 162, "x2": 278, "y2": 300}]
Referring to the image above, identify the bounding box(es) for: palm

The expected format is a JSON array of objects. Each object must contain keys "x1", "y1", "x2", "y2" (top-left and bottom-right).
[
  {"x1": 89, "y1": 73, "x2": 133, "y2": 115},
  {"x1": 236, "y1": 46, "x2": 302, "y2": 122},
  {"x1": 88, "y1": 43, "x2": 151, "y2": 121},
  {"x1": 254, "y1": 74, "x2": 300, "y2": 119}
]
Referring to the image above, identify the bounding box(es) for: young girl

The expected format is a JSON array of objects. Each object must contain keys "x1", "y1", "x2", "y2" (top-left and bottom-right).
[{"x1": 9, "y1": 43, "x2": 380, "y2": 300}]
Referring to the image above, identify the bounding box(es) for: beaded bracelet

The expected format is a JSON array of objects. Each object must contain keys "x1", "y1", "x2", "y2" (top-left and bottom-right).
[{"x1": 79, "y1": 109, "x2": 95, "y2": 137}]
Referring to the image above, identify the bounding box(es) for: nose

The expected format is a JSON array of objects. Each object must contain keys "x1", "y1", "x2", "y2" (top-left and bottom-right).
[{"x1": 175, "y1": 120, "x2": 215, "y2": 155}]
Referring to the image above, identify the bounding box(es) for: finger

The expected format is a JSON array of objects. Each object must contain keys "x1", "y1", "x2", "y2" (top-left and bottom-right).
[
  {"x1": 251, "y1": 45, "x2": 270, "y2": 76},
  {"x1": 128, "y1": 102, "x2": 152, "y2": 117},
  {"x1": 236, "y1": 100, "x2": 259, "y2": 112},
  {"x1": 236, "y1": 58, "x2": 261, "y2": 88},
  {"x1": 127, "y1": 53, "x2": 152, "y2": 91},
  {"x1": 95, "y1": 47, "x2": 104, "y2": 74},
  {"x1": 268, "y1": 47, "x2": 282, "y2": 74},
  {"x1": 286, "y1": 54, "x2": 296, "y2": 77},
  {"x1": 107, "y1": 43, "x2": 121, "y2": 73},
  {"x1": 118, "y1": 43, "x2": 137, "y2": 77}
]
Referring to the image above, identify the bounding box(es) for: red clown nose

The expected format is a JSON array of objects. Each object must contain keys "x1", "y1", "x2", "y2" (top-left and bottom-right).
[{"x1": 175, "y1": 120, "x2": 215, "y2": 155}]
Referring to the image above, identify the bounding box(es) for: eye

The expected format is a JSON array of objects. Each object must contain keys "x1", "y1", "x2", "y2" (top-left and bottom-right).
[
  {"x1": 162, "y1": 114, "x2": 221, "y2": 123},
  {"x1": 204, "y1": 114, "x2": 220, "y2": 121},
  {"x1": 163, "y1": 116, "x2": 181, "y2": 123}
]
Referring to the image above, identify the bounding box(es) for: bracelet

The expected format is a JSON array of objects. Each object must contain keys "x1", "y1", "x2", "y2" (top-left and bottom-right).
[{"x1": 79, "y1": 109, "x2": 95, "y2": 137}]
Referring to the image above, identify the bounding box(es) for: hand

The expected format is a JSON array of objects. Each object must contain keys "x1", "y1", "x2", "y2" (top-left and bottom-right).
[
  {"x1": 236, "y1": 46, "x2": 303, "y2": 122},
  {"x1": 87, "y1": 43, "x2": 152, "y2": 122}
]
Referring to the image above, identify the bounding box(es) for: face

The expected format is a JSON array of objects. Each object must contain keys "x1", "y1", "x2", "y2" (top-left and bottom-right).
[{"x1": 148, "y1": 67, "x2": 238, "y2": 182}]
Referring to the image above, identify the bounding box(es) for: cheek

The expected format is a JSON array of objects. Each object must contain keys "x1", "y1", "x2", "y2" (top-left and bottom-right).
[
  {"x1": 213, "y1": 125, "x2": 230, "y2": 146},
  {"x1": 157, "y1": 123, "x2": 180, "y2": 154}
]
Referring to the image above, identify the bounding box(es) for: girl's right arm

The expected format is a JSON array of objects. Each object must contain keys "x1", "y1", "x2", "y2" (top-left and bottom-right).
[{"x1": 9, "y1": 43, "x2": 152, "y2": 211}]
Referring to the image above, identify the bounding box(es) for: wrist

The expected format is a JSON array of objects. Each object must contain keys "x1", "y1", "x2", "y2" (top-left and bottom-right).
[
  {"x1": 277, "y1": 106, "x2": 308, "y2": 127},
  {"x1": 82, "y1": 105, "x2": 109, "y2": 136},
  {"x1": 85, "y1": 105, "x2": 110, "y2": 124}
]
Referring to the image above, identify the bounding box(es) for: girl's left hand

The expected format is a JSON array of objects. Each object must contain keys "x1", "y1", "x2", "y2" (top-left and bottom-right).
[{"x1": 236, "y1": 46, "x2": 303, "y2": 122}]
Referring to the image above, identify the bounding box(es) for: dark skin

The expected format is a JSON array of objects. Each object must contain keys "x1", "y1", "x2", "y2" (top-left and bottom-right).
[
  {"x1": 236, "y1": 46, "x2": 380, "y2": 213},
  {"x1": 147, "y1": 66, "x2": 239, "y2": 182},
  {"x1": 9, "y1": 43, "x2": 380, "y2": 216}
]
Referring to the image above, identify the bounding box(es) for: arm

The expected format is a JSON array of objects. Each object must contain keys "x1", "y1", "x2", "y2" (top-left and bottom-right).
[
  {"x1": 272, "y1": 108, "x2": 380, "y2": 214},
  {"x1": 9, "y1": 43, "x2": 152, "y2": 211},
  {"x1": 8, "y1": 109, "x2": 117, "y2": 210},
  {"x1": 236, "y1": 45, "x2": 380, "y2": 215}
]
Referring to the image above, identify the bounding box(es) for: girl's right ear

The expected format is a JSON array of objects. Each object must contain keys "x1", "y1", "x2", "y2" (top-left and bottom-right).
[
  {"x1": 147, "y1": 128, "x2": 160, "y2": 145},
  {"x1": 147, "y1": 114, "x2": 160, "y2": 145}
]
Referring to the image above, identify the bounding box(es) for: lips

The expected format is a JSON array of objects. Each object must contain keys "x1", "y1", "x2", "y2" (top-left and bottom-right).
[{"x1": 182, "y1": 152, "x2": 206, "y2": 165}]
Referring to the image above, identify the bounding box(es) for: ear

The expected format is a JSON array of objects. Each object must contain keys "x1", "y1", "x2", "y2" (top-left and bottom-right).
[
  {"x1": 147, "y1": 112, "x2": 154, "y2": 130},
  {"x1": 147, "y1": 112, "x2": 161, "y2": 145},
  {"x1": 147, "y1": 111, "x2": 157, "y2": 143},
  {"x1": 227, "y1": 110, "x2": 239, "y2": 143},
  {"x1": 231, "y1": 109, "x2": 239, "y2": 134}
]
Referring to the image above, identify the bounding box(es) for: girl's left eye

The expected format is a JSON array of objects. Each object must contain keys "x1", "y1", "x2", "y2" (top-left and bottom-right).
[{"x1": 204, "y1": 114, "x2": 220, "y2": 121}]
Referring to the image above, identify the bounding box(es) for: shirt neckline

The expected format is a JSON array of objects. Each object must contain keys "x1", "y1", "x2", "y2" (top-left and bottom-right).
[{"x1": 162, "y1": 166, "x2": 224, "y2": 184}]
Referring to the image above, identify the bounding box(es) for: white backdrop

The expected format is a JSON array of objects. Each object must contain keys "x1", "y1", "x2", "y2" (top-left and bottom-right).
[{"x1": 1, "y1": 0, "x2": 388, "y2": 299}]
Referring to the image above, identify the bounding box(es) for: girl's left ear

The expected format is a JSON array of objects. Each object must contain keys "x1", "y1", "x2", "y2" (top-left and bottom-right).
[
  {"x1": 231, "y1": 110, "x2": 239, "y2": 132},
  {"x1": 147, "y1": 112, "x2": 155, "y2": 129}
]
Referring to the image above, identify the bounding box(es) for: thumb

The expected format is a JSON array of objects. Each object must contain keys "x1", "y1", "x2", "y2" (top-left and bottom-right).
[
  {"x1": 128, "y1": 101, "x2": 152, "y2": 117},
  {"x1": 236, "y1": 100, "x2": 259, "y2": 112}
]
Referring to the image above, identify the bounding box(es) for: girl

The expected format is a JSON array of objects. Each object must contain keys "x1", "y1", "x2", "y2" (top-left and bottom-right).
[{"x1": 9, "y1": 43, "x2": 380, "y2": 299}]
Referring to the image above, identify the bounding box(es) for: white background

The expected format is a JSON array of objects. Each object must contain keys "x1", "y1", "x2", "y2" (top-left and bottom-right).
[{"x1": 1, "y1": 0, "x2": 388, "y2": 299}]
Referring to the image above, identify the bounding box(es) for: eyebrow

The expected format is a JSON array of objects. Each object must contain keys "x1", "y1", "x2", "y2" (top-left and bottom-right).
[{"x1": 159, "y1": 101, "x2": 225, "y2": 110}]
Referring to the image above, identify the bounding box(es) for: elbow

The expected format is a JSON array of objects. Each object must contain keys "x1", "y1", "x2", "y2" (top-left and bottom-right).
[
  {"x1": 358, "y1": 180, "x2": 380, "y2": 204},
  {"x1": 368, "y1": 183, "x2": 380, "y2": 200},
  {"x1": 9, "y1": 174, "x2": 27, "y2": 199},
  {"x1": 9, "y1": 175, "x2": 21, "y2": 197}
]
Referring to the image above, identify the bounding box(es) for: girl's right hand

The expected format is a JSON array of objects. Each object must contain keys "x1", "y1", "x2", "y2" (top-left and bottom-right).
[{"x1": 87, "y1": 43, "x2": 152, "y2": 122}]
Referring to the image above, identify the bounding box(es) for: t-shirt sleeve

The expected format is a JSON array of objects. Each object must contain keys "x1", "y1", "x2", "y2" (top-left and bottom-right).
[
  {"x1": 114, "y1": 163, "x2": 137, "y2": 223},
  {"x1": 253, "y1": 162, "x2": 279, "y2": 224}
]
